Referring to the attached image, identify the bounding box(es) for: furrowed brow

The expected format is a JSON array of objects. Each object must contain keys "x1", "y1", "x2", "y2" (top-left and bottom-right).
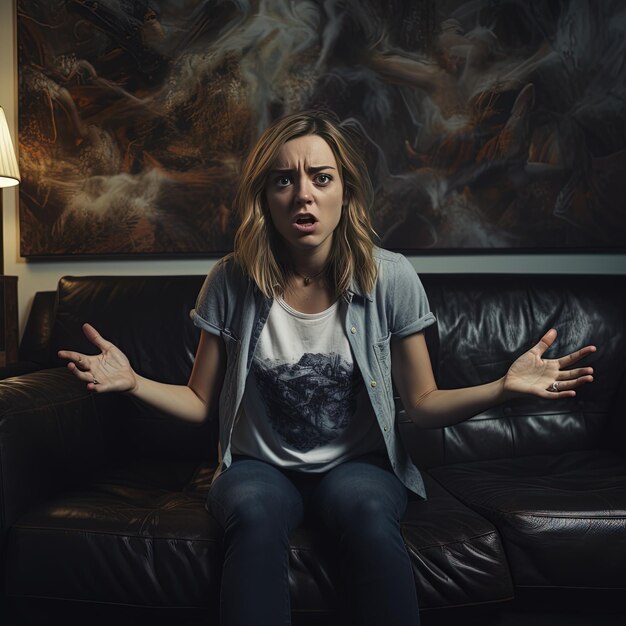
[
  {"x1": 269, "y1": 165, "x2": 336, "y2": 174},
  {"x1": 307, "y1": 165, "x2": 336, "y2": 173}
]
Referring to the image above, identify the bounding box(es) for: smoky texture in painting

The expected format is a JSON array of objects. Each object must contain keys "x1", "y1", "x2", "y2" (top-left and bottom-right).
[{"x1": 17, "y1": 0, "x2": 626, "y2": 256}]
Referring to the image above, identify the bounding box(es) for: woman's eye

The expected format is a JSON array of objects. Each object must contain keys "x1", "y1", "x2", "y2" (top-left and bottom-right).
[
  {"x1": 315, "y1": 173, "x2": 332, "y2": 185},
  {"x1": 276, "y1": 176, "x2": 292, "y2": 187}
]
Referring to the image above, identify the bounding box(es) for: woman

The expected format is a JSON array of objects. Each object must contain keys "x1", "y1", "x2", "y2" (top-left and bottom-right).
[{"x1": 59, "y1": 111, "x2": 595, "y2": 626}]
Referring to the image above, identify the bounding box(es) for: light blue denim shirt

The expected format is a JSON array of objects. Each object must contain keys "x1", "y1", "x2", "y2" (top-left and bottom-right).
[{"x1": 190, "y1": 248, "x2": 436, "y2": 498}]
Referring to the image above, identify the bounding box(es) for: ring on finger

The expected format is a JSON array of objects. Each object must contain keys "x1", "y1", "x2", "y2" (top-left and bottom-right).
[
  {"x1": 92, "y1": 377, "x2": 99, "y2": 385},
  {"x1": 550, "y1": 381, "x2": 559, "y2": 392}
]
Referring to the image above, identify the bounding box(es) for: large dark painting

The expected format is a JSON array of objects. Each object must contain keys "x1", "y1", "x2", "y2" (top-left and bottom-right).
[{"x1": 18, "y1": 0, "x2": 626, "y2": 256}]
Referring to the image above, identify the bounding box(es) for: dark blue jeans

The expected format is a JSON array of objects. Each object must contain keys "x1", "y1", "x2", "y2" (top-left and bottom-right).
[{"x1": 208, "y1": 455, "x2": 420, "y2": 626}]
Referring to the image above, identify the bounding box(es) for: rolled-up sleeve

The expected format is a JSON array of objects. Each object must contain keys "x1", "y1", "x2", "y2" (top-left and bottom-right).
[
  {"x1": 190, "y1": 259, "x2": 227, "y2": 336},
  {"x1": 390, "y1": 254, "x2": 436, "y2": 339}
]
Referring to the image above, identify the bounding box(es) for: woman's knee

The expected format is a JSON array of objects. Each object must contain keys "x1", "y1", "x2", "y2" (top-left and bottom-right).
[
  {"x1": 313, "y1": 460, "x2": 408, "y2": 523},
  {"x1": 225, "y1": 496, "x2": 291, "y2": 532},
  {"x1": 334, "y1": 497, "x2": 402, "y2": 535},
  {"x1": 209, "y1": 462, "x2": 304, "y2": 532}
]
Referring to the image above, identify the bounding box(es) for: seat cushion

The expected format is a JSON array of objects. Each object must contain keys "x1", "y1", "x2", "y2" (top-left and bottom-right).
[
  {"x1": 5, "y1": 459, "x2": 343, "y2": 615},
  {"x1": 402, "y1": 474, "x2": 513, "y2": 609},
  {"x1": 428, "y1": 450, "x2": 626, "y2": 589},
  {"x1": 6, "y1": 462, "x2": 513, "y2": 614},
  {"x1": 6, "y1": 460, "x2": 223, "y2": 609}
]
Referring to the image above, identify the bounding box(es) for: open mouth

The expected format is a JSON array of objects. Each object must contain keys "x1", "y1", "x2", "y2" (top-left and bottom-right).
[{"x1": 295, "y1": 215, "x2": 316, "y2": 225}]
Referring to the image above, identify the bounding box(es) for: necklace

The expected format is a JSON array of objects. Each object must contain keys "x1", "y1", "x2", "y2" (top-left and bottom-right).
[{"x1": 294, "y1": 267, "x2": 326, "y2": 286}]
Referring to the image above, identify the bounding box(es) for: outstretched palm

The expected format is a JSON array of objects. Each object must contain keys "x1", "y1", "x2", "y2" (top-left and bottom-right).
[
  {"x1": 503, "y1": 329, "x2": 596, "y2": 399},
  {"x1": 58, "y1": 323, "x2": 138, "y2": 393}
]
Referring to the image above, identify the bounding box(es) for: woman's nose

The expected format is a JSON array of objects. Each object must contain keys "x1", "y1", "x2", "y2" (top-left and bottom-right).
[{"x1": 294, "y1": 178, "x2": 313, "y2": 204}]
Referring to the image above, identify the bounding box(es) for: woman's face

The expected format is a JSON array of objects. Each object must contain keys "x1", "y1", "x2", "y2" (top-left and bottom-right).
[{"x1": 265, "y1": 134, "x2": 344, "y2": 260}]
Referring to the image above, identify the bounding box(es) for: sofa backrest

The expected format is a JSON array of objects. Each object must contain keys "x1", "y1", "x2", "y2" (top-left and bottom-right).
[
  {"x1": 52, "y1": 275, "x2": 215, "y2": 463},
  {"x1": 46, "y1": 272, "x2": 625, "y2": 468},
  {"x1": 53, "y1": 275, "x2": 206, "y2": 383},
  {"x1": 400, "y1": 274, "x2": 626, "y2": 468}
]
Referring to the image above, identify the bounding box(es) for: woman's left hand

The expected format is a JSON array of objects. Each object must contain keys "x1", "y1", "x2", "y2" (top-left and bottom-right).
[{"x1": 503, "y1": 328, "x2": 596, "y2": 399}]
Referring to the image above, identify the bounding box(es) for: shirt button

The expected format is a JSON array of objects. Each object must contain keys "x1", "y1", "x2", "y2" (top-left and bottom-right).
[
  {"x1": 383, "y1": 424, "x2": 389, "y2": 432},
  {"x1": 370, "y1": 380, "x2": 377, "y2": 388},
  {"x1": 350, "y1": 326, "x2": 357, "y2": 334}
]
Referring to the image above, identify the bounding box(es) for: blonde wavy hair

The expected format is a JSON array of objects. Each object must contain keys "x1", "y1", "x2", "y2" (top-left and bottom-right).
[{"x1": 233, "y1": 110, "x2": 379, "y2": 298}]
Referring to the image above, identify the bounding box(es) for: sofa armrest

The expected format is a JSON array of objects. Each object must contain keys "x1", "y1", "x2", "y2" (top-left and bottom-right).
[
  {"x1": 0, "y1": 368, "x2": 126, "y2": 538},
  {"x1": 18, "y1": 291, "x2": 57, "y2": 366},
  {"x1": 0, "y1": 361, "x2": 46, "y2": 380},
  {"x1": 0, "y1": 291, "x2": 58, "y2": 380}
]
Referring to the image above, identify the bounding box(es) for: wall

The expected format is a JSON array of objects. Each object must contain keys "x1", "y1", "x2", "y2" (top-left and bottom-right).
[{"x1": 2, "y1": 2, "x2": 626, "y2": 337}]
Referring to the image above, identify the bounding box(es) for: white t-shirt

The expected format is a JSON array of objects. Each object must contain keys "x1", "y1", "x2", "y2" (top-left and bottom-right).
[{"x1": 230, "y1": 296, "x2": 384, "y2": 471}]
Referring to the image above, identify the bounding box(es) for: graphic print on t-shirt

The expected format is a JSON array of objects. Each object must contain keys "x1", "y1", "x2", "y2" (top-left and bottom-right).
[{"x1": 252, "y1": 352, "x2": 363, "y2": 452}]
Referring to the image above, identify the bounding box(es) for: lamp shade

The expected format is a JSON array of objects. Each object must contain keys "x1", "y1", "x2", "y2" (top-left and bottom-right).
[{"x1": 0, "y1": 106, "x2": 20, "y2": 188}]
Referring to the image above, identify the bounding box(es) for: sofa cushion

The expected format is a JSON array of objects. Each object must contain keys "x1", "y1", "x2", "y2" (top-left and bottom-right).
[
  {"x1": 52, "y1": 275, "x2": 205, "y2": 385},
  {"x1": 415, "y1": 274, "x2": 624, "y2": 467},
  {"x1": 403, "y1": 474, "x2": 513, "y2": 609},
  {"x1": 6, "y1": 460, "x2": 223, "y2": 610},
  {"x1": 428, "y1": 450, "x2": 626, "y2": 590},
  {"x1": 51, "y1": 276, "x2": 219, "y2": 464},
  {"x1": 6, "y1": 465, "x2": 513, "y2": 614}
]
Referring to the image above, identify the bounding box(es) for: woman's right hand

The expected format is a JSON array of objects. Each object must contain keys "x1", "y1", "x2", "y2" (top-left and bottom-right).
[{"x1": 58, "y1": 323, "x2": 138, "y2": 394}]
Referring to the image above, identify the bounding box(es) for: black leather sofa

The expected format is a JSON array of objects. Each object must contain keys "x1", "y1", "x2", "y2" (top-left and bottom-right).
[{"x1": 1, "y1": 272, "x2": 625, "y2": 626}]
